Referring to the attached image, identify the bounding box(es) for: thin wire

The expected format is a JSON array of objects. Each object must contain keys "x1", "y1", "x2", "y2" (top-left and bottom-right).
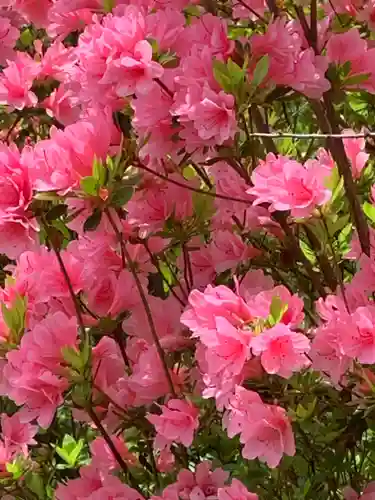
[{"x1": 244, "y1": 131, "x2": 375, "y2": 139}]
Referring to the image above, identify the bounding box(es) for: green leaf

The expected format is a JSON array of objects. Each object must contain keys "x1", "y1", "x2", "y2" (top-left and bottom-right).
[
  {"x1": 213, "y1": 59, "x2": 232, "y2": 93},
  {"x1": 227, "y1": 58, "x2": 246, "y2": 85},
  {"x1": 103, "y1": 0, "x2": 115, "y2": 11},
  {"x1": 252, "y1": 55, "x2": 269, "y2": 88},
  {"x1": 83, "y1": 209, "x2": 102, "y2": 232},
  {"x1": 20, "y1": 28, "x2": 33, "y2": 47},
  {"x1": 363, "y1": 201, "x2": 375, "y2": 225},
  {"x1": 61, "y1": 346, "x2": 83, "y2": 371},
  {"x1": 56, "y1": 435, "x2": 84, "y2": 467},
  {"x1": 268, "y1": 295, "x2": 288, "y2": 326},
  {"x1": 111, "y1": 185, "x2": 134, "y2": 207},
  {"x1": 80, "y1": 176, "x2": 99, "y2": 196},
  {"x1": 343, "y1": 73, "x2": 371, "y2": 86},
  {"x1": 25, "y1": 472, "x2": 46, "y2": 499},
  {"x1": 92, "y1": 157, "x2": 107, "y2": 185}
]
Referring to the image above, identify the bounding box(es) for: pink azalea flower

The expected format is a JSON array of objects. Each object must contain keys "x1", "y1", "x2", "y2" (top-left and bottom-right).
[
  {"x1": 1, "y1": 411, "x2": 37, "y2": 458},
  {"x1": 342, "y1": 128, "x2": 369, "y2": 178},
  {"x1": 0, "y1": 52, "x2": 38, "y2": 110},
  {"x1": 146, "y1": 8, "x2": 185, "y2": 53},
  {"x1": 101, "y1": 40, "x2": 164, "y2": 97},
  {"x1": 156, "y1": 448, "x2": 175, "y2": 473},
  {"x1": 181, "y1": 284, "x2": 253, "y2": 341},
  {"x1": 154, "y1": 461, "x2": 229, "y2": 500},
  {"x1": 248, "y1": 153, "x2": 331, "y2": 218},
  {"x1": 0, "y1": 17, "x2": 19, "y2": 66},
  {"x1": 90, "y1": 436, "x2": 138, "y2": 471},
  {"x1": 341, "y1": 306, "x2": 375, "y2": 364},
  {"x1": 55, "y1": 465, "x2": 144, "y2": 500},
  {"x1": 224, "y1": 385, "x2": 295, "y2": 467},
  {"x1": 1, "y1": 312, "x2": 77, "y2": 427},
  {"x1": 147, "y1": 399, "x2": 199, "y2": 449},
  {"x1": 209, "y1": 230, "x2": 259, "y2": 274},
  {"x1": 13, "y1": 0, "x2": 53, "y2": 27},
  {"x1": 250, "y1": 18, "x2": 330, "y2": 98},
  {"x1": 247, "y1": 285, "x2": 304, "y2": 328},
  {"x1": 218, "y1": 479, "x2": 258, "y2": 500},
  {"x1": 250, "y1": 324, "x2": 311, "y2": 378},
  {"x1": 186, "y1": 85, "x2": 237, "y2": 145}
]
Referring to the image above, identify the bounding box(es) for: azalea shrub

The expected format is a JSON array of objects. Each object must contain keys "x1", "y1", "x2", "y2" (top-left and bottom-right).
[{"x1": 2, "y1": 0, "x2": 375, "y2": 499}]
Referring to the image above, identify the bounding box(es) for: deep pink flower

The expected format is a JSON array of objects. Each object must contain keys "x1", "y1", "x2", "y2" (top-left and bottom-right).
[{"x1": 250, "y1": 324, "x2": 311, "y2": 378}]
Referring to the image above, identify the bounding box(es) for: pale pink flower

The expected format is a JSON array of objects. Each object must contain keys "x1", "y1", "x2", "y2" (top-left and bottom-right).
[
  {"x1": 250, "y1": 324, "x2": 311, "y2": 378},
  {"x1": 248, "y1": 153, "x2": 331, "y2": 218},
  {"x1": 0, "y1": 52, "x2": 38, "y2": 110},
  {"x1": 218, "y1": 479, "x2": 258, "y2": 500},
  {"x1": 147, "y1": 399, "x2": 199, "y2": 449}
]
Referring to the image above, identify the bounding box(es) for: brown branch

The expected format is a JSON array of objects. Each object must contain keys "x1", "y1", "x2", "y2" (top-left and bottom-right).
[{"x1": 311, "y1": 98, "x2": 370, "y2": 256}]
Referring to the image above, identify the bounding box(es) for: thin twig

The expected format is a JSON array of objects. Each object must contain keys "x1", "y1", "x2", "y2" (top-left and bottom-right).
[
  {"x1": 87, "y1": 407, "x2": 142, "y2": 493},
  {"x1": 105, "y1": 210, "x2": 177, "y2": 398},
  {"x1": 136, "y1": 161, "x2": 252, "y2": 205}
]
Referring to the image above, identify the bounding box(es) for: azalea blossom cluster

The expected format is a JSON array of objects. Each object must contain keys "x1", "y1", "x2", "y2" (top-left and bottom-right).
[{"x1": 0, "y1": 0, "x2": 375, "y2": 499}]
